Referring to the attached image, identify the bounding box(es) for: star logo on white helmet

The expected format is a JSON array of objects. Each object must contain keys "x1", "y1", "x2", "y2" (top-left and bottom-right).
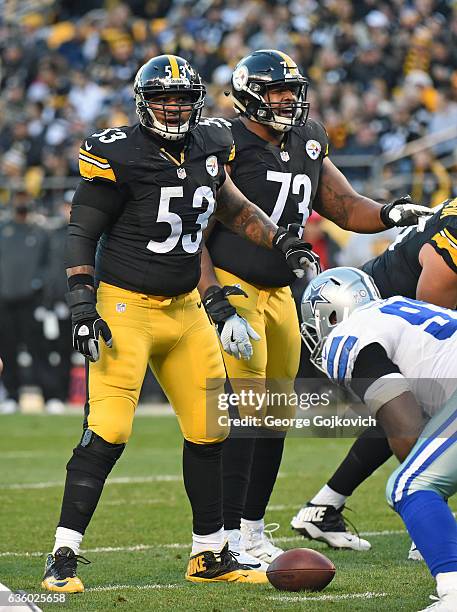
[{"x1": 306, "y1": 282, "x2": 331, "y2": 314}]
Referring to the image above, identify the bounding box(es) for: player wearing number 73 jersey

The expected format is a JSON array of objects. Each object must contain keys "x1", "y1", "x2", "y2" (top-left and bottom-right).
[
  {"x1": 301, "y1": 267, "x2": 457, "y2": 611},
  {"x1": 199, "y1": 49, "x2": 431, "y2": 565},
  {"x1": 42, "y1": 54, "x2": 321, "y2": 593}
]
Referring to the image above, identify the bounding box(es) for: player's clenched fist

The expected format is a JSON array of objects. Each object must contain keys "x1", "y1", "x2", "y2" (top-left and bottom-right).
[
  {"x1": 66, "y1": 286, "x2": 112, "y2": 362},
  {"x1": 273, "y1": 227, "x2": 321, "y2": 278}
]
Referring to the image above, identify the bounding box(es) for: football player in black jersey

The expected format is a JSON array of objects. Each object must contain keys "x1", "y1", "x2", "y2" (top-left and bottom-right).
[
  {"x1": 41, "y1": 54, "x2": 324, "y2": 593},
  {"x1": 198, "y1": 49, "x2": 432, "y2": 564},
  {"x1": 293, "y1": 197, "x2": 457, "y2": 555}
]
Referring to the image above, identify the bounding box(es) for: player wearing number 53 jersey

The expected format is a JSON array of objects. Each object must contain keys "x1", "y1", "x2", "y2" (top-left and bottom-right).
[
  {"x1": 198, "y1": 49, "x2": 432, "y2": 565},
  {"x1": 41, "y1": 54, "x2": 320, "y2": 593},
  {"x1": 301, "y1": 268, "x2": 457, "y2": 611}
]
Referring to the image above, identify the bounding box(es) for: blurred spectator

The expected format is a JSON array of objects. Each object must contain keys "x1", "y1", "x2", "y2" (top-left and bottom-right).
[
  {"x1": 337, "y1": 228, "x2": 400, "y2": 269},
  {"x1": 427, "y1": 90, "x2": 457, "y2": 158},
  {"x1": 410, "y1": 149, "x2": 452, "y2": 206},
  {"x1": 302, "y1": 212, "x2": 340, "y2": 272},
  {"x1": 41, "y1": 191, "x2": 74, "y2": 411},
  {"x1": 0, "y1": 194, "x2": 56, "y2": 413}
]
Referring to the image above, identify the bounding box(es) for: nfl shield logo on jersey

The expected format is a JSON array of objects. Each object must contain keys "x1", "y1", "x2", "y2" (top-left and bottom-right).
[
  {"x1": 306, "y1": 139, "x2": 321, "y2": 160},
  {"x1": 206, "y1": 155, "x2": 218, "y2": 177},
  {"x1": 177, "y1": 167, "x2": 186, "y2": 179},
  {"x1": 280, "y1": 151, "x2": 290, "y2": 162}
]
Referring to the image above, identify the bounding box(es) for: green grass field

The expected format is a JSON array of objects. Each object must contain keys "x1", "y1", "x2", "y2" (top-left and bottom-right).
[{"x1": 0, "y1": 413, "x2": 446, "y2": 611}]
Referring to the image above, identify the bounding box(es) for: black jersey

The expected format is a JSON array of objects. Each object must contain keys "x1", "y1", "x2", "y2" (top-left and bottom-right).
[
  {"x1": 206, "y1": 117, "x2": 329, "y2": 287},
  {"x1": 77, "y1": 119, "x2": 234, "y2": 296},
  {"x1": 363, "y1": 198, "x2": 457, "y2": 298}
]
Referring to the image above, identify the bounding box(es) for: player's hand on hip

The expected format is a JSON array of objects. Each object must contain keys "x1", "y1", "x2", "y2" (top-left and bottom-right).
[
  {"x1": 65, "y1": 286, "x2": 113, "y2": 362},
  {"x1": 272, "y1": 227, "x2": 321, "y2": 278},
  {"x1": 203, "y1": 285, "x2": 260, "y2": 360},
  {"x1": 380, "y1": 195, "x2": 433, "y2": 228}
]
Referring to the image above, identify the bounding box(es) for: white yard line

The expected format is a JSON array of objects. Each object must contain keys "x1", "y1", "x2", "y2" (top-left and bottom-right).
[
  {"x1": 268, "y1": 591, "x2": 387, "y2": 602},
  {"x1": 0, "y1": 530, "x2": 407, "y2": 558},
  {"x1": 1, "y1": 473, "x2": 289, "y2": 491},
  {"x1": 86, "y1": 583, "x2": 181, "y2": 592},
  {"x1": 0, "y1": 475, "x2": 182, "y2": 490}
]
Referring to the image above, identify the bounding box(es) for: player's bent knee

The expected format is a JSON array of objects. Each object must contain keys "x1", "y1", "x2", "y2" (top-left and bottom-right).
[
  {"x1": 184, "y1": 425, "x2": 229, "y2": 445},
  {"x1": 68, "y1": 429, "x2": 125, "y2": 475},
  {"x1": 88, "y1": 423, "x2": 132, "y2": 445}
]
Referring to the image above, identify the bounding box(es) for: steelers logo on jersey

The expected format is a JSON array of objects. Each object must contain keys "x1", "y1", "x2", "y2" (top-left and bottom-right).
[
  {"x1": 206, "y1": 155, "x2": 219, "y2": 177},
  {"x1": 306, "y1": 139, "x2": 321, "y2": 160}
]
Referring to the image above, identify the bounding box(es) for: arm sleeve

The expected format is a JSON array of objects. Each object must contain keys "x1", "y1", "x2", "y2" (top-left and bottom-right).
[
  {"x1": 65, "y1": 179, "x2": 125, "y2": 269},
  {"x1": 351, "y1": 343, "x2": 401, "y2": 400}
]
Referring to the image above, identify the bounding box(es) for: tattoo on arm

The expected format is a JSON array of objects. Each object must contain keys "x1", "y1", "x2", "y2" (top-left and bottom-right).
[
  {"x1": 215, "y1": 174, "x2": 277, "y2": 248},
  {"x1": 314, "y1": 158, "x2": 384, "y2": 232}
]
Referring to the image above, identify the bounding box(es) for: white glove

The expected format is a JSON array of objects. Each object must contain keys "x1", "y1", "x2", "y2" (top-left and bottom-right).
[{"x1": 219, "y1": 314, "x2": 260, "y2": 360}]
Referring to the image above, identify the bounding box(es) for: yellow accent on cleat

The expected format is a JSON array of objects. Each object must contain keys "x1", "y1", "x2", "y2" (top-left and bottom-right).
[
  {"x1": 185, "y1": 569, "x2": 268, "y2": 583},
  {"x1": 185, "y1": 548, "x2": 268, "y2": 584},
  {"x1": 41, "y1": 576, "x2": 84, "y2": 593}
]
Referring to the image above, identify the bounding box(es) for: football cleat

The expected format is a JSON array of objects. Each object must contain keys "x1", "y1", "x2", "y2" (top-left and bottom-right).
[
  {"x1": 408, "y1": 541, "x2": 424, "y2": 561},
  {"x1": 291, "y1": 502, "x2": 371, "y2": 551},
  {"x1": 185, "y1": 542, "x2": 268, "y2": 583},
  {"x1": 225, "y1": 529, "x2": 269, "y2": 571},
  {"x1": 240, "y1": 521, "x2": 283, "y2": 564},
  {"x1": 41, "y1": 547, "x2": 90, "y2": 593},
  {"x1": 418, "y1": 591, "x2": 457, "y2": 611}
]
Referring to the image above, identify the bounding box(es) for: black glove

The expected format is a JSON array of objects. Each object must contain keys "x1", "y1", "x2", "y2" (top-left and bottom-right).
[
  {"x1": 272, "y1": 227, "x2": 321, "y2": 278},
  {"x1": 65, "y1": 285, "x2": 112, "y2": 362},
  {"x1": 380, "y1": 195, "x2": 433, "y2": 228},
  {"x1": 202, "y1": 285, "x2": 247, "y2": 333}
]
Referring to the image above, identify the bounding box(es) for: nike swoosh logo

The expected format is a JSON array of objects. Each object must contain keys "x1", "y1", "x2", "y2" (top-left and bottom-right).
[{"x1": 85, "y1": 141, "x2": 93, "y2": 151}]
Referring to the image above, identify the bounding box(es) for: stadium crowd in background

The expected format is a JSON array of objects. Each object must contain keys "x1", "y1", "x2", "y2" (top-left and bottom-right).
[{"x1": 1, "y1": 0, "x2": 457, "y2": 406}]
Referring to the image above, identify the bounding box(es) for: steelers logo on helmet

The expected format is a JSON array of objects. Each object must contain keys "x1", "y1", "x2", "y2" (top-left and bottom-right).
[
  {"x1": 134, "y1": 54, "x2": 206, "y2": 141},
  {"x1": 230, "y1": 49, "x2": 310, "y2": 133},
  {"x1": 232, "y1": 64, "x2": 249, "y2": 91}
]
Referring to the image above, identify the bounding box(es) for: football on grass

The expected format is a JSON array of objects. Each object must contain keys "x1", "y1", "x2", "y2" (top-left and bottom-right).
[{"x1": 266, "y1": 548, "x2": 336, "y2": 592}]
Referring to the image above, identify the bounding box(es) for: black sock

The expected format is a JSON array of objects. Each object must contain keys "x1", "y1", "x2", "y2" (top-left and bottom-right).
[
  {"x1": 59, "y1": 430, "x2": 124, "y2": 534},
  {"x1": 243, "y1": 434, "x2": 285, "y2": 521},
  {"x1": 222, "y1": 436, "x2": 256, "y2": 530},
  {"x1": 327, "y1": 425, "x2": 393, "y2": 497},
  {"x1": 183, "y1": 439, "x2": 224, "y2": 535}
]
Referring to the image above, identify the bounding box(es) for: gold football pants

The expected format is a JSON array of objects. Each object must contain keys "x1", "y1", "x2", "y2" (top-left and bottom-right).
[
  {"x1": 86, "y1": 282, "x2": 228, "y2": 445},
  {"x1": 214, "y1": 268, "x2": 301, "y2": 426}
]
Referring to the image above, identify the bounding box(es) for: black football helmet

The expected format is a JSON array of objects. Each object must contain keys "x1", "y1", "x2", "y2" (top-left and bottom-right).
[
  {"x1": 231, "y1": 49, "x2": 309, "y2": 132},
  {"x1": 134, "y1": 55, "x2": 206, "y2": 140}
]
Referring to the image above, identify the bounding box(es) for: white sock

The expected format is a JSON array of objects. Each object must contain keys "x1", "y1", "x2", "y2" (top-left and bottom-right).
[
  {"x1": 310, "y1": 485, "x2": 347, "y2": 510},
  {"x1": 191, "y1": 527, "x2": 224, "y2": 555},
  {"x1": 241, "y1": 518, "x2": 264, "y2": 532},
  {"x1": 52, "y1": 527, "x2": 83, "y2": 555},
  {"x1": 436, "y1": 572, "x2": 457, "y2": 597}
]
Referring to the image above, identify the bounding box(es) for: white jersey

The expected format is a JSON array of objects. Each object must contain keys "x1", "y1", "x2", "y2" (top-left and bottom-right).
[{"x1": 322, "y1": 296, "x2": 457, "y2": 415}]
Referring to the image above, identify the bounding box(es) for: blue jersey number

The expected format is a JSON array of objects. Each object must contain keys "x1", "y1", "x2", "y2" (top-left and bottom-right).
[{"x1": 380, "y1": 300, "x2": 457, "y2": 340}]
